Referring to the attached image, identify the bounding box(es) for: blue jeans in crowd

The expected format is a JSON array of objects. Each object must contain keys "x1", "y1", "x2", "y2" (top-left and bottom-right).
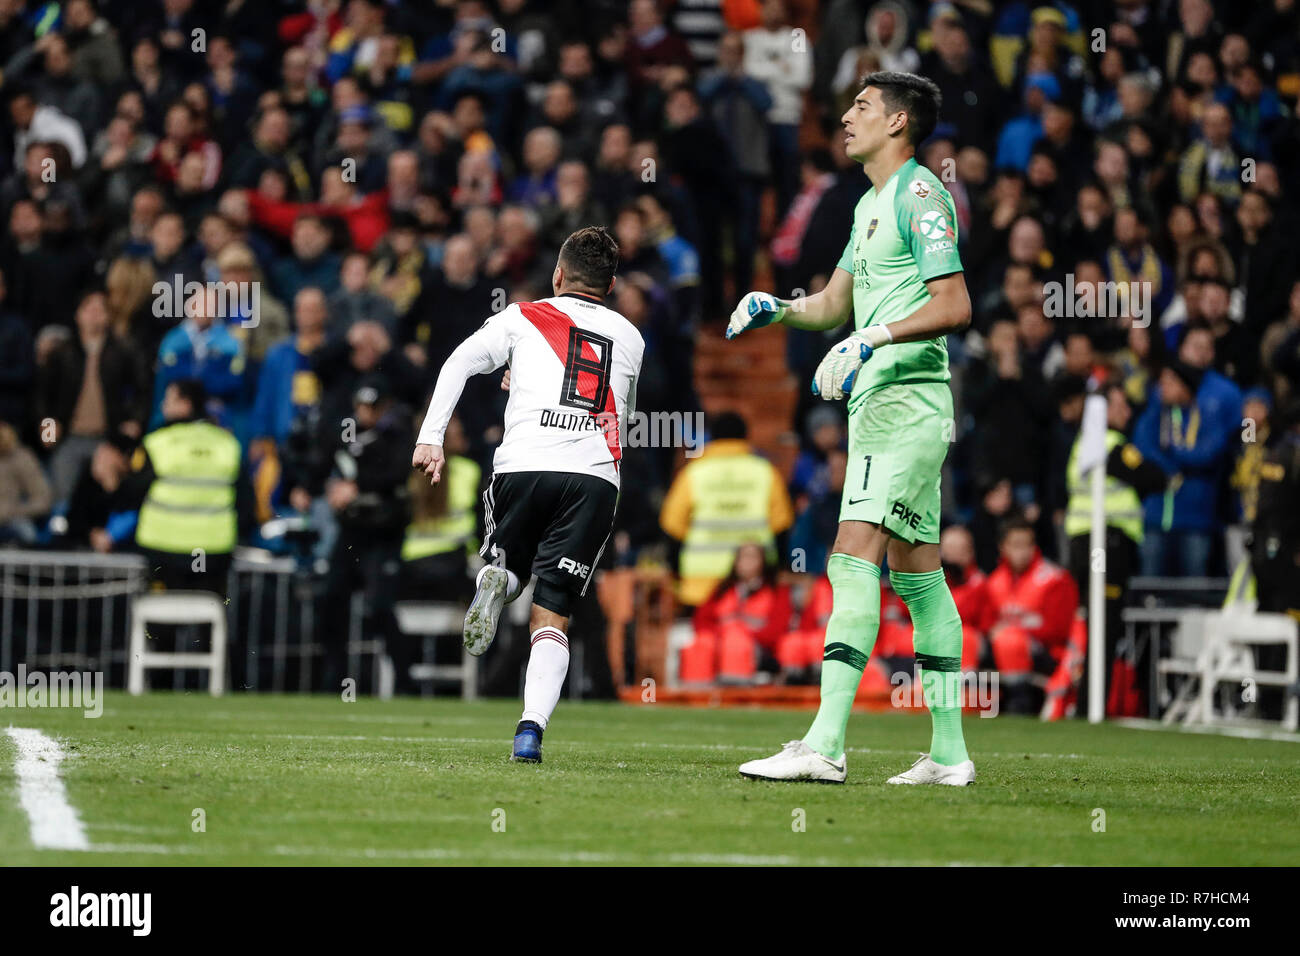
[{"x1": 1139, "y1": 529, "x2": 1215, "y2": 578}]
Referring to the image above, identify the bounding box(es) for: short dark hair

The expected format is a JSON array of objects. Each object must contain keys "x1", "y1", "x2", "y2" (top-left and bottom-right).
[
  {"x1": 168, "y1": 378, "x2": 208, "y2": 416},
  {"x1": 558, "y1": 226, "x2": 619, "y2": 292},
  {"x1": 998, "y1": 514, "x2": 1035, "y2": 542},
  {"x1": 858, "y1": 71, "x2": 942, "y2": 146},
  {"x1": 708, "y1": 411, "x2": 748, "y2": 441}
]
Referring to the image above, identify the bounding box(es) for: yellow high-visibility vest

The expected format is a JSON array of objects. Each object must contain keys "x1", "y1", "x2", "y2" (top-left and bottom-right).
[
  {"x1": 1065, "y1": 428, "x2": 1144, "y2": 545},
  {"x1": 401, "y1": 456, "x2": 481, "y2": 561},
  {"x1": 136, "y1": 421, "x2": 242, "y2": 554},
  {"x1": 680, "y1": 453, "x2": 776, "y2": 583}
]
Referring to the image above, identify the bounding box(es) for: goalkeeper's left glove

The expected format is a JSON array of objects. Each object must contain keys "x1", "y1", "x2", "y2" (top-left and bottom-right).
[{"x1": 811, "y1": 324, "x2": 894, "y2": 401}]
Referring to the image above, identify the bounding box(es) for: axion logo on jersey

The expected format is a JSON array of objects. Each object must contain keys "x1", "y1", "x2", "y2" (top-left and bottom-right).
[
  {"x1": 558, "y1": 557, "x2": 590, "y2": 579},
  {"x1": 917, "y1": 210, "x2": 950, "y2": 240}
]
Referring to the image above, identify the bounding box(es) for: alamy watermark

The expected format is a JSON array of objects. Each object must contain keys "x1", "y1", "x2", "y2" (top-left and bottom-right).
[
  {"x1": 152, "y1": 274, "x2": 261, "y2": 327},
  {"x1": 552, "y1": 409, "x2": 706, "y2": 457},
  {"x1": 891, "y1": 667, "x2": 999, "y2": 718},
  {"x1": 0, "y1": 666, "x2": 104, "y2": 718},
  {"x1": 1043, "y1": 276, "x2": 1151, "y2": 328}
]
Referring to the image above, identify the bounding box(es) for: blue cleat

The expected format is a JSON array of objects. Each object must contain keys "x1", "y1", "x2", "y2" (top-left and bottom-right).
[{"x1": 510, "y1": 720, "x2": 543, "y2": 763}]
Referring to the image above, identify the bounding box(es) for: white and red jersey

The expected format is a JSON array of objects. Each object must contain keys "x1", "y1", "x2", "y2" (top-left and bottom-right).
[{"x1": 416, "y1": 293, "x2": 644, "y2": 488}]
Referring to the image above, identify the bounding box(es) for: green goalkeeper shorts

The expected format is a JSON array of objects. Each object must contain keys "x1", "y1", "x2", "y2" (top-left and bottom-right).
[{"x1": 840, "y1": 381, "x2": 952, "y2": 544}]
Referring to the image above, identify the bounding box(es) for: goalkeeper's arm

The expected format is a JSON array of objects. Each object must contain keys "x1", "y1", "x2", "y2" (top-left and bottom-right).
[
  {"x1": 883, "y1": 273, "x2": 972, "y2": 343},
  {"x1": 780, "y1": 267, "x2": 855, "y2": 331},
  {"x1": 728, "y1": 268, "x2": 853, "y2": 337}
]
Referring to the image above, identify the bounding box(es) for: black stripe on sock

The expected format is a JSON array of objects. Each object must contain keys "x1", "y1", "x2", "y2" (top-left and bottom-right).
[
  {"x1": 824, "y1": 642, "x2": 868, "y2": 671},
  {"x1": 915, "y1": 652, "x2": 961, "y2": 673}
]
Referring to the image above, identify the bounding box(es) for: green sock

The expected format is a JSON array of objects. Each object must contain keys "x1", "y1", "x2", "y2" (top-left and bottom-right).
[
  {"x1": 891, "y1": 569, "x2": 969, "y2": 766},
  {"x1": 802, "y1": 554, "x2": 880, "y2": 761}
]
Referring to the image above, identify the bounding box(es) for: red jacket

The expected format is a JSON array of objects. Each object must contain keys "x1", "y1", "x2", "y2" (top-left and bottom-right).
[
  {"x1": 950, "y1": 565, "x2": 989, "y2": 631},
  {"x1": 979, "y1": 550, "x2": 1078, "y2": 647},
  {"x1": 795, "y1": 576, "x2": 833, "y2": 632},
  {"x1": 694, "y1": 581, "x2": 792, "y2": 652},
  {"x1": 247, "y1": 189, "x2": 390, "y2": 253}
]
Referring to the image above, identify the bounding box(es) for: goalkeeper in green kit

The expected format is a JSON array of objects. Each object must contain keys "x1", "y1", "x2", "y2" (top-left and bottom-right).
[{"x1": 729, "y1": 72, "x2": 975, "y2": 785}]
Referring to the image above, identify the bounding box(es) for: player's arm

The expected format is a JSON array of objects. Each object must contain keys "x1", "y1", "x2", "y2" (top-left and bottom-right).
[
  {"x1": 876, "y1": 272, "x2": 971, "y2": 344},
  {"x1": 780, "y1": 267, "x2": 856, "y2": 331},
  {"x1": 726, "y1": 255, "x2": 855, "y2": 337},
  {"x1": 413, "y1": 314, "x2": 512, "y2": 482}
]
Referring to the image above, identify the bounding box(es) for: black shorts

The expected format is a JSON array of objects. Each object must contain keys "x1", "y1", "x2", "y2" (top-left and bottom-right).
[{"x1": 481, "y1": 470, "x2": 618, "y2": 605}]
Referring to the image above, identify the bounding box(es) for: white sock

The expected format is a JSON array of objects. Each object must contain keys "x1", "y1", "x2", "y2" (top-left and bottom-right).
[
  {"x1": 521, "y1": 626, "x2": 569, "y2": 730},
  {"x1": 477, "y1": 563, "x2": 521, "y2": 601}
]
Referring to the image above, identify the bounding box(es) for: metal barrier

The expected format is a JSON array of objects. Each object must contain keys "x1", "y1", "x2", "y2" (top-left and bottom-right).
[{"x1": 0, "y1": 548, "x2": 407, "y2": 696}]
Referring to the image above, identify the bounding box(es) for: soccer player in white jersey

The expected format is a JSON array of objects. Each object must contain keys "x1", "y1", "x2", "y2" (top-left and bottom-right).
[{"x1": 413, "y1": 227, "x2": 644, "y2": 763}]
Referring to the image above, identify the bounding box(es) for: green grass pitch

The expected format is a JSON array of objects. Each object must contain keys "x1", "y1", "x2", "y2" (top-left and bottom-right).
[{"x1": 2, "y1": 692, "x2": 1297, "y2": 865}]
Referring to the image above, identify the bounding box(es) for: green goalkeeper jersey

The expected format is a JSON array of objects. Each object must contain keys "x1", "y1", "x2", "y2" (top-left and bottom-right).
[{"x1": 834, "y1": 157, "x2": 963, "y2": 403}]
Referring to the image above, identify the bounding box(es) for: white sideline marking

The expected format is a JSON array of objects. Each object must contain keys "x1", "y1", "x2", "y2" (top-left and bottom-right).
[
  {"x1": 5, "y1": 728, "x2": 89, "y2": 850},
  {"x1": 1114, "y1": 718, "x2": 1300, "y2": 743}
]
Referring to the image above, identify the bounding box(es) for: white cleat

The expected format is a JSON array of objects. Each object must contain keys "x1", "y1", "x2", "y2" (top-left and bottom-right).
[
  {"x1": 738, "y1": 740, "x2": 846, "y2": 784},
  {"x1": 463, "y1": 565, "x2": 507, "y2": 656},
  {"x1": 886, "y1": 753, "x2": 975, "y2": 786}
]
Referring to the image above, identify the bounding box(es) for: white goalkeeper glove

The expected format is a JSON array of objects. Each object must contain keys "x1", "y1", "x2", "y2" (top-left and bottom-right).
[
  {"x1": 812, "y1": 324, "x2": 894, "y2": 401},
  {"x1": 726, "y1": 291, "x2": 787, "y2": 340}
]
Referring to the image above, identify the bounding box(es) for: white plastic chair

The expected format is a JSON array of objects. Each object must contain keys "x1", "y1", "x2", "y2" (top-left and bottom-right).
[
  {"x1": 1199, "y1": 608, "x2": 1299, "y2": 731},
  {"x1": 128, "y1": 590, "x2": 228, "y2": 695},
  {"x1": 395, "y1": 601, "x2": 477, "y2": 700}
]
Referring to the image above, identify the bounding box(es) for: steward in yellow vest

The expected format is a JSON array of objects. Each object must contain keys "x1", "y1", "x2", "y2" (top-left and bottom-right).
[
  {"x1": 125, "y1": 379, "x2": 250, "y2": 593},
  {"x1": 659, "y1": 413, "x2": 794, "y2": 606},
  {"x1": 402, "y1": 454, "x2": 481, "y2": 562}
]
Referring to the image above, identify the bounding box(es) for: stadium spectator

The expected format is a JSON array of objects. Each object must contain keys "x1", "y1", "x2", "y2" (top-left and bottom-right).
[
  {"x1": 0, "y1": 270, "x2": 34, "y2": 433},
  {"x1": 217, "y1": 242, "x2": 290, "y2": 367},
  {"x1": 1132, "y1": 355, "x2": 1235, "y2": 577},
  {"x1": 0, "y1": 420, "x2": 51, "y2": 544},
  {"x1": 58, "y1": 435, "x2": 134, "y2": 553},
  {"x1": 270, "y1": 214, "x2": 342, "y2": 301},
  {"x1": 680, "y1": 543, "x2": 792, "y2": 684},
  {"x1": 939, "y1": 524, "x2": 988, "y2": 671},
  {"x1": 789, "y1": 445, "x2": 846, "y2": 576},
  {"x1": 1251, "y1": 399, "x2": 1300, "y2": 619},
  {"x1": 7, "y1": 84, "x2": 87, "y2": 169},
  {"x1": 776, "y1": 573, "x2": 833, "y2": 684},
  {"x1": 699, "y1": 30, "x2": 770, "y2": 300},
  {"x1": 981, "y1": 516, "x2": 1079, "y2": 714},
  {"x1": 37, "y1": 290, "x2": 150, "y2": 504},
  {"x1": 317, "y1": 375, "x2": 413, "y2": 693},
  {"x1": 659, "y1": 411, "x2": 794, "y2": 606},
  {"x1": 742, "y1": 0, "x2": 812, "y2": 215},
  {"x1": 328, "y1": 250, "x2": 398, "y2": 340},
  {"x1": 248, "y1": 285, "x2": 328, "y2": 506},
  {"x1": 149, "y1": 287, "x2": 245, "y2": 431},
  {"x1": 963, "y1": 318, "x2": 1051, "y2": 504}
]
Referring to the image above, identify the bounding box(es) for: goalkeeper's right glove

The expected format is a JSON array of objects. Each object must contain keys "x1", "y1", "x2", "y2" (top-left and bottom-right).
[{"x1": 726, "y1": 292, "x2": 787, "y2": 340}]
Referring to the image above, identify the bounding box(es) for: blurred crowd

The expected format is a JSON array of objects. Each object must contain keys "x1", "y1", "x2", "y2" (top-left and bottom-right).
[{"x1": 0, "y1": 0, "x2": 1297, "y2": 704}]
